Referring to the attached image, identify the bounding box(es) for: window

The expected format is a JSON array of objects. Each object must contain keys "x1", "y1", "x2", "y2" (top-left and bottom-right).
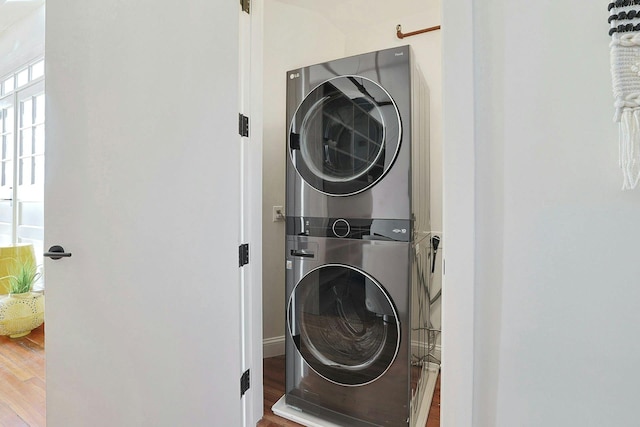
[{"x1": 0, "y1": 58, "x2": 45, "y2": 269}]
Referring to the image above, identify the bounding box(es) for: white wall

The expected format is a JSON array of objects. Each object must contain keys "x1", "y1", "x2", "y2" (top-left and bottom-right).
[
  {"x1": 262, "y1": 0, "x2": 443, "y2": 352},
  {"x1": 468, "y1": 1, "x2": 640, "y2": 425},
  {"x1": 0, "y1": 4, "x2": 44, "y2": 78}
]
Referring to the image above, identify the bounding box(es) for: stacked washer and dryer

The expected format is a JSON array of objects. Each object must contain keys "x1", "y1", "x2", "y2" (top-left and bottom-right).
[{"x1": 274, "y1": 46, "x2": 439, "y2": 427}]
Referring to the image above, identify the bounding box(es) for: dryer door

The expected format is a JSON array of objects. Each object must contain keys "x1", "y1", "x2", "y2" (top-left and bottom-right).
[
  {"x1": 288, "y1": 264, "x2": 400, "y2": 386},
  {"x1": 289, "y1": 76, "x2": 401, "y2": 196}
]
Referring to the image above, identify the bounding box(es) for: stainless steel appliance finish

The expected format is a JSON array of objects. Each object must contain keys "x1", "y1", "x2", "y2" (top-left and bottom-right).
[
  {"x1": 286, "y1": 45, "x2": 430, "y2": 234},
  {"x1": 282, "y1": 46, "x2": 434, "y2": 427},
  {"x1": 285, "y1": 235, "x2": 411, "y2": 426}
]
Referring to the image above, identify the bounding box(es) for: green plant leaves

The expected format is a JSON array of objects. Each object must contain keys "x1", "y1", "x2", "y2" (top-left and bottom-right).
[{"x1": 8, "y1": 259, "x2": 41, "y2": 294}]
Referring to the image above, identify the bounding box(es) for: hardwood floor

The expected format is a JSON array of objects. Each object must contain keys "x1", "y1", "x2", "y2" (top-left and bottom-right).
[
  {"x1": 258, "y1": 355, "x2": 441, "y2": 427},
  {"x1": 0, "y1": 329, "x2": 440, "y2": 427},
  {"x1": 0, "y1": 324, "x2": 45, "y2": 427}
]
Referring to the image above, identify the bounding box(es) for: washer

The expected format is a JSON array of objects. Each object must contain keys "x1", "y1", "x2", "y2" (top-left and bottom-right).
[
  {"x1": 285, "y1": 45, "x2": 429, "y2": 233},
  {"x1": 285, "y1": 233, "x2": 411, "y2": 426}
]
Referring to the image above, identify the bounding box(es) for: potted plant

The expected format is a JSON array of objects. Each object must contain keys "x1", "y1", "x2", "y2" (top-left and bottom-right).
[
  {"x1": 0, "y1": 259, "x2": 45, "y2": 338},
  {"x1": 0, "y1": 243, "x2": 36, "y2": 294}
]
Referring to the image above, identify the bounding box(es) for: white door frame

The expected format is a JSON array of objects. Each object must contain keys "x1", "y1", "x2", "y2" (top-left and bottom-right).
[
  {"x1": 245, "y1": 1, "x2": 478, "y2": 425},
  {"x1": 242, "y1": 0, "x2": 264, "y2": 424},
  {"x1": 440, "y1": 0, "x2": 476, "y2": 425}
]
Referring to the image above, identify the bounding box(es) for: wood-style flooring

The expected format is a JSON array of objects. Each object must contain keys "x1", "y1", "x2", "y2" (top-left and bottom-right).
[
  {"x1": 0, "y1": 328, "x2": 440, "y2": 426},
  {"x1": 0, "y1": 324, "x2": 45, "y2": 427}
]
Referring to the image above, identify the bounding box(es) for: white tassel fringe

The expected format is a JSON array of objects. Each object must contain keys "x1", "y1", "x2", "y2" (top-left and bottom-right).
[{"x1": 619, "y1": 109, "x2": 640, "y2": 190}]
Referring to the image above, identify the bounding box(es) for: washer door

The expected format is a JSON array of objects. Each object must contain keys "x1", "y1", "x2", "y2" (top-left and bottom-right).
[
  {"x1": 289, "y1": 76, "x2": 402, "y2": 196},
  {"x1": 288, "y1": 264, "x2": 400, "y2": 386}
]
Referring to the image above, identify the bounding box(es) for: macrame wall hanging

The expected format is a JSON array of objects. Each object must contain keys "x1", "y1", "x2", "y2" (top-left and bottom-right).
[{"x1": 609, "y1": 1, "x2": 640, "y2": 190}]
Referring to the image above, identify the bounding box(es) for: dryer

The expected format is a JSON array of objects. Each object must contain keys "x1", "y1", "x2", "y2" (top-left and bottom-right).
[{"x1": 285, "y1": 45, "x2": 430, "y2": 238}]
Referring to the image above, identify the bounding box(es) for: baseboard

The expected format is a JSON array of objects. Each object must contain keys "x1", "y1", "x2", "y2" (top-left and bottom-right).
[{"x1": 263, "y1": 335, "x2": 285, "y2": 358}]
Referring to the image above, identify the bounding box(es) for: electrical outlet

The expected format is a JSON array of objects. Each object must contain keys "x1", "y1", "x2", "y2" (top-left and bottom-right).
[{"x1": 272, "y1": 206, "x2": 285, "y2": 222}]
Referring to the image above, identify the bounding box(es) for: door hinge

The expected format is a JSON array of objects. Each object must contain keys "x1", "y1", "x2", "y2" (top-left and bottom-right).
[
  {"x1": 239, "y1": 113, "x2": 249, "y2": 137},
  {"x1": 240, "y1": 369, "x2": 250, "y2": 397},
  {"x1": 239, "y1": 243, "x2": 249, "y2": 267},
  {"x1": 240, "y1": 0, "x2": 250, "y2": 14}
]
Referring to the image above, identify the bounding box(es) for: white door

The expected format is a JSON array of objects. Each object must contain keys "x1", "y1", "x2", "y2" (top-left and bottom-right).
[{"x1": 44, "y1": 2, "x2": 244, "y2": 426}]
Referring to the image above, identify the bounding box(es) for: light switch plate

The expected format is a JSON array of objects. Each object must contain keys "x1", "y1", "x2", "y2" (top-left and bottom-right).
[{"x1": 272, "y1": 205, "x2": 285, "y2": 222}]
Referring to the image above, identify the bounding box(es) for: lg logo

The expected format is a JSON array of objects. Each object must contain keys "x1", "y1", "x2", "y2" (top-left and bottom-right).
[{"x1": 289, "y1": 72, "x2": 300, "y2": 79}]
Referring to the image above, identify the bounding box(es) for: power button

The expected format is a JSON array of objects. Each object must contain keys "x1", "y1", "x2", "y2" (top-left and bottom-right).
[{"x1": 332, "y1": 219, "x2": 350, "y2": 238}]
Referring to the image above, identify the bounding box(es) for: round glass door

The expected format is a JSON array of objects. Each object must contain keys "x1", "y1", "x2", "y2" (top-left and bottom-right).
[
  {"x1": 287, "y1": 264, "x2": 400, "y2": 386},
  {"x1": 289, "y1": 76, "x2": 402, "y2": 196}
]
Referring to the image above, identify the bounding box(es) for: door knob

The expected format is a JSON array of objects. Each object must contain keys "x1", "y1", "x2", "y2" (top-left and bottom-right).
[{"x1": 44, "y1": 245, "x2": 72, "y2": 260}]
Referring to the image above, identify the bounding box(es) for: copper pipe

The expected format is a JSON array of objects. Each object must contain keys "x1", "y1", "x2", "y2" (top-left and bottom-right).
[{"x1": 396, "y1": 24, "x2": 441, "y2": 39}]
